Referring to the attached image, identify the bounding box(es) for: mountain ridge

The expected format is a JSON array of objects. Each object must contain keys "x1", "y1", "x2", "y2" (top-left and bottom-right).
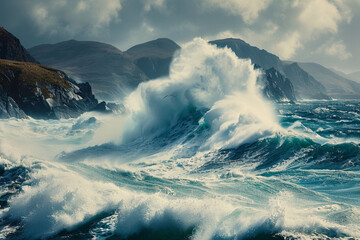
[
  {"x1": 29, "y1": 38, "x2": 297, "y2": 102},
  {"x1": 297, "y1": 62, "x2": 360, "y2": 99},
  {"x1": 29, "y1": 36, "x2": 359, "y2": 102}
]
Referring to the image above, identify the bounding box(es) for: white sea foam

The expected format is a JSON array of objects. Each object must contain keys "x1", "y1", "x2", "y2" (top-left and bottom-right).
[
  {"x1": 120, "y1": 38, "x2": 279, "y2": 150},
  {"x1": 0, "y1": 38, "x2": 359, "y2": 240},
  {"x1": 5, "y1": 161, "x2": 359, "y2": 240}
]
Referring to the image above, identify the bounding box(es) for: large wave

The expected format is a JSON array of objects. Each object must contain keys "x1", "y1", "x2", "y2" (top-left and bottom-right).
[
  {"x1": 120, "y1": 38, "x2": 279, "y2": 150},
  {"x1": 0, "y1": 39, "x2": 360, "y2": 240}
]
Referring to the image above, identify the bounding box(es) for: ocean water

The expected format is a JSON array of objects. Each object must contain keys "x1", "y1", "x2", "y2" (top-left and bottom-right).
[{"x1": 0, "y1": 39, "x2": 359, "y2": 240}]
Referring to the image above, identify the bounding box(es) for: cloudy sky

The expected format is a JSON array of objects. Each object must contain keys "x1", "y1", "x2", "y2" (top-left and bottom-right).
[{"x1": 1, "y1": 0, "x2": 359, "y2": 73}]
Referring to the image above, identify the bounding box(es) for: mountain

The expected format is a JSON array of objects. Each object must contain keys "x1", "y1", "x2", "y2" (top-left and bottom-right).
[
  {"x1": 210, "y1": 38, "x2": 328, "y2": 100},
  {"x1": 209, "y1": 38, "x2": 284, "y2": 74},
  {"x1": 347, "y1": 71, "x2": 360, "y2": 83},
  {"x1": 29, "y1": 40, "x2": 147, "y2": 101},
  {"x1": 329, "y1": 68, "x2": 360, "y2": 84},
  {"x1": 126, "y1": 38, "x2": 180, "y2": 79},
  {"x1": 209, "y1": 39, "x2": 296, "y2": 101},
  {"x1": 30, "y1": 38, "x2": 297, "y2": 102},
  {"x1": 298, "y1": 62, "x2": 360, "y2": 99},
  {"x1": 283, "y1": 62, "x2": 329, "y2": 100},
  {"x1": 0, "y1": 59, "x2": 101, "y2": 119},
  {"x1": 0, "y1": 27, "x2": 37, "y2": 63},
  {"x1": 28, "y1": 39, "x2": 180, "y2": 101}
]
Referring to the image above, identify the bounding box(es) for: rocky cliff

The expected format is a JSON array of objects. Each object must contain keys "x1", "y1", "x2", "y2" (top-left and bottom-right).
[
  {"x1": 262, "y1": 67, "x2": 296, "y2": 102},
  {"x1": 0, "y1": 59, "x2": 100, "y2": 119}
]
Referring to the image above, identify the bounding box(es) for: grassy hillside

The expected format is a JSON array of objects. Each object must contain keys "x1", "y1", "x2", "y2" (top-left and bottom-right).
[{"x1": 0, "y1": 59, "x2": 70, "y2": 89}]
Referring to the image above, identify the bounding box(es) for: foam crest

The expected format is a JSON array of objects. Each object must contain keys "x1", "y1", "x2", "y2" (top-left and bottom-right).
[
  {"x1": 5, "y1": 163, "x2": 123, "y2": 239},
  {"x1": 121, "y1": 38, "x2": 279, "y2": 149}
]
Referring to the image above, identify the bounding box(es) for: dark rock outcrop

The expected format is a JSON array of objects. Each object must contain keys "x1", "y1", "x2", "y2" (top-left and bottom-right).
[
  {"x1": 0, "y1": 27, "x2": 37, "y2": 63},
  {"x1": 263, "y1": 68, "x2": 296, "y2": 102},
  {"x1": 0, "y1": 59, "x2": 99, "y2": 119},
  {"x1": 0, "y1": 90, "x2": 27, "y2": 118}
]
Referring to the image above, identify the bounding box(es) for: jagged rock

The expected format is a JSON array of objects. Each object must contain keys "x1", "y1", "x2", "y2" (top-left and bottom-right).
[
  {"x1": 0, "y1": 90, "x2": 27, "y2": 119},
  {"x1": 91, "y1": 101, "x2": 108, "y2": 112},
  {"x1": 263, "y1": 68, "x2": 296, "y2": 102}
]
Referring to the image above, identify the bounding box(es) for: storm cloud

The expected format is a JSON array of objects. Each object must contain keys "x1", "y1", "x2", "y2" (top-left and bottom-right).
[{"x1": 0, "y1": 0, "x2": 359, "y2": 72}]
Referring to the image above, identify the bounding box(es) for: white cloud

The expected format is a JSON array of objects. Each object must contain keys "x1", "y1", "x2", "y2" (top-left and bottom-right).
[
  {"x1": 200, "y1": 0, "x2": 354, "y2": 60},
  {"x1": 266, "y1": 0, "x2": 352, "y2": 59},
  {"x1": 333, "y1": 0, "x2": 353, "y2": 23},
  {"x1": 31, "y1": 0, "x2": 122, "y2": 36},
  {"x1": 324, "y1": 40, "x2": 352, "y2": 60},
  {"x1": 297, "y1": 0, "x2": 342, "y2": 36},
  {"x1": 144, "y1": 0, "x2": 166, "y2": 11},
  {"x1": 204, "y1": 0, "x2": 272, "y2": 23},
  {"x1": 274, "y1": 32, "x2": 302, "y2": 59}
]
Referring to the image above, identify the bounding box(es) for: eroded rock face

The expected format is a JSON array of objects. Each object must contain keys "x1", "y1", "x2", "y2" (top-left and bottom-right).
[
  {"x1": 0, "y1": 59, "x2": 99, "y2": 119},
  {"x1": 263, "y1": 68, "x2": 296, "y2": 102},
  {"x1": 0, "y1": 90, "x2": 27, "y2": 119}
]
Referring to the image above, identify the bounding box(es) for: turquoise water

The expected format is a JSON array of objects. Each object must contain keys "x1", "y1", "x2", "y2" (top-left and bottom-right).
[
  {"x1": 0, "y1": 41, "x2": 359, "y2": 239},
  {"x1": 0, "y1": 100, "x2": 359, "y2": 240}
]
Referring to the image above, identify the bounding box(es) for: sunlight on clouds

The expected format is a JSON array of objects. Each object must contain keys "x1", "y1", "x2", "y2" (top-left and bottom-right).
[
  {"x1": 144, "y1": 0, "x2": 166, "y2": 11},
  {"x1": 274, "y1": 32, "x2": 302, "y2": 59},
  {"x1": 12, "y1": 0, "x2": 358, "y2": 70},
  {"x1": 77, "y1": 1, "x2": 88, "y2": 11},
  {"x1": 31, "y1": 0, "x2": 122, "y2": 36},
  {"x1": 297, "y1": 0, "x2": 341, "y2": 36},
  {"x1": 34, "y1": 7, "x2": 47, "y2": 20},
  {"x1": 205, "y1": 0, "x2": 271, "y2": 23},
  {"x1": 324, "y1": 40, "x2": 352, "y2": 60},
  {"x1": 269, "y1": 0, "x2": 352, "y2": 59}
]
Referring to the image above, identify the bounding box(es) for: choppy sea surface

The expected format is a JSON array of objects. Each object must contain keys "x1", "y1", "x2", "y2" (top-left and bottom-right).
[{"x1": 1, "y1": 40, "x2": 360, "y2": 240}]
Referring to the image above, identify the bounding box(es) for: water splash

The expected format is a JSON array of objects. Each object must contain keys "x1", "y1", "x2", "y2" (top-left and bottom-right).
[{"x1": 121, "y1": 38, "x2": 279, "y2": 149}]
